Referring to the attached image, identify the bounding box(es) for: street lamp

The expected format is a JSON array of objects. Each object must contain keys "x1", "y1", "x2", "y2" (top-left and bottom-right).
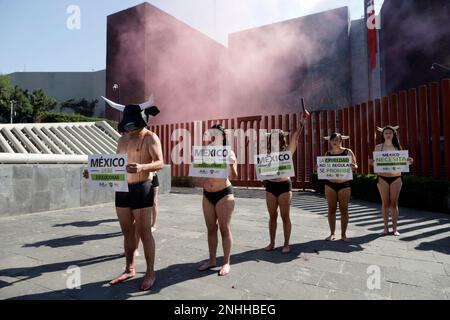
[
  {"x1": 112, "y1": 84, "x2": 121, "y2": 122},
  {"x1": 431, "y1": 62, "x2": 450, "y2": 73},
  {"x1": 10, "y1": 100, "x2": 16, "y2": 124},
  {"x1": 112, "y1": 83, "x2": 120, "y2": 104}
]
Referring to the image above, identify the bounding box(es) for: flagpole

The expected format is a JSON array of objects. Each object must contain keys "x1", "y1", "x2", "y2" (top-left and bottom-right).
[{"x1": 366, "y1": 0, "x2": 372, "y2": 101}]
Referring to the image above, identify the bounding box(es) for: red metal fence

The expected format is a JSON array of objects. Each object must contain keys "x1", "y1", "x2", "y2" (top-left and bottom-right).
[{"x1": 149, "y1": 79, "x2": 450, "y2": 188}]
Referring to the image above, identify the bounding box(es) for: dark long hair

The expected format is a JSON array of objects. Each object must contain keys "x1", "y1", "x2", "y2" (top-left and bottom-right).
[
  {"x1": 267, "y1": 130, "x2": 287, "y2": 154},
  {"x1": 210, "y1": 124, "x2": 227, "y2": 146},
  {"x1": 330, "y1": 132, "x2": 343, "y2": 142},
  {"x1": 381, "y1": 126, "x2": 402, "y2": 150}
]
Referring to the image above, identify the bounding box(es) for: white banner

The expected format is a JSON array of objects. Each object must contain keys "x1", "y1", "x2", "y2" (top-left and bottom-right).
[
  {"x1": 317, "y1": 156, "x2": 353, "y2": 180},
  {"x1": 373, "y1": 150, "x2": 410, "y2": 173},
  {"x1": 88, "y1": 154, "x2": 128, "y2": 192},
  {"x1": 255, "y1": 151, "x2": 295, "y2": 181},
  {"x1": 189, "y1": 146, "x2": 230, "y2": 178}
]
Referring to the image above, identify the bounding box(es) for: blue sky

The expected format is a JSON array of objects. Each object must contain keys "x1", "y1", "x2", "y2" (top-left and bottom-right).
[{"x1": 0, "y1": 0, "x2": 383, "y2": 74}]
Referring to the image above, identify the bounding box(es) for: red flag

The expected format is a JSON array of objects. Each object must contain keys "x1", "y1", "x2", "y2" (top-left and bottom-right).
[{"x1": 366, "y1": 0, "x2": 378, "y2": 70}]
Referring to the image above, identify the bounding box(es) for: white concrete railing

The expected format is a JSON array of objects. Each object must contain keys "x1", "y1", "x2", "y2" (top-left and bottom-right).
[{"x1": 0, "y1": 121, "x2": 119, "y2": 163}]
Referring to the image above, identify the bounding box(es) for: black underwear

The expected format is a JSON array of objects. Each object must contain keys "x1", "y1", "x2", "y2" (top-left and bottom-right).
[
  {"x1": 324, "y1": 180, "x2": 351, "y2": 193},
  {"x1": 265, "y1": 180, "x2": 292, "y2": 198},
  {"x1": 115, "y1": 180, "x2": 154, "y2": 210},
  {"x1": 377, "y1": 176, "x2": 402, "y2": 185},
  {"x1": 151, "y1": 174, "x2": 159, "y2": 188},
  {"x1": 203, "y1": 186, "x2": 233, "y2": 206}
]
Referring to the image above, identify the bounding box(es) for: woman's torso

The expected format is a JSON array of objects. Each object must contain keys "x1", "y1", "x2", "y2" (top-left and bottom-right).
[
  {"x1": 327, "y1": 148, "x2": 352, "y2": 183},
  {"x1": 376, "y1": 144, "x2": 402, "y2": 178}
]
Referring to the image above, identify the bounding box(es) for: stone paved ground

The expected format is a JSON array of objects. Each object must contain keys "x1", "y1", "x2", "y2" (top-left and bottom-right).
[{"x1": 0, "y1": 187, "x2": 449, "y2": 300}]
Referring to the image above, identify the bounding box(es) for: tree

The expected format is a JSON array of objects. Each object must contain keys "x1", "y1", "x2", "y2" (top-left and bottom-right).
[
  {"x1": 11, "y1": 86, "x2": 34, "y2": 123},
  {"x1": 0, "y1": 75, "x2": 14, "y2": 122},
  {"x1": 29, "y1": 89, "x2": 57, "y2": 122},
  {"x1": 60, "y1": 98, "x2": 98, "y2": 117}
]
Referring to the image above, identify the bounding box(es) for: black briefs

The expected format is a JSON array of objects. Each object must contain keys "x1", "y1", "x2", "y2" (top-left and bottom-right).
[
  {"x1": 115, "y1": 180, "x2": 154, "y2": 210},
  {"x1": 265, "y1": 180, "x2": 292, "y2": 198},
  {"x1": 377, "y1": 176, "x2": 402, "y2": 185},
  {"x1": 152, "y1": 174, "x2": 159, "y2": 188},
  {"x1": 324, "y1": 180, "x2": 351, "y2": 193},
  {"x1": 203, "y1": 186, "x2": 234, "y2": 206}
]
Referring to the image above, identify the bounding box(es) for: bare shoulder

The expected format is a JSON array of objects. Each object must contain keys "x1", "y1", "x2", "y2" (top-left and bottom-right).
[
  {"x1": 347, "y1": 148, "x2": 356, "y2": 156},
  {"x1": 374, "y1": 144, "x2": 382, "y2": 151},
  {"x1": 144, "y1": 129, "x2": 161, "y2": 145}
]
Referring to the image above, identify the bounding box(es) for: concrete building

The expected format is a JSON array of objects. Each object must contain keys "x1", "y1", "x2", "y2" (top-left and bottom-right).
[
  {"x1": 105, "y1": 2, "x2": 224, "y2": 124},
  {"x1": 105, "y1": 3, "x2": 381, "y2": 125},
  {"x1": 8, "y1": 70, "x2": 106, "y2": 117}
]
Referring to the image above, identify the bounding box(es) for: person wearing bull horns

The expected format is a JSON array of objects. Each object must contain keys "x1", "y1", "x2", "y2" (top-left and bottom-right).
[
  {"x1": 369, "y1": 125, "x2": 414, "y2": 236},
  {"x1": 321, "y1": 133, "x2": 358, "y2": 242},
  {"x1": 85, "y1": 95, "x2": 163, "y2": 290},
  {"x1": 263, "y1": 99, "x2": 310, "y2": 254}
]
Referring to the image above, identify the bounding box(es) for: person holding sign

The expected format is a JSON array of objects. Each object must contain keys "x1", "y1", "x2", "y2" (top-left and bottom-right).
[
  {"x1": 85, "y1": 96, "x2": 163, "y2": 291},
  {"x1": 263, "y1": 109, "x2": 310, "y2": 254},
  {"x1": 321, "y1": 133, "x2": 358, "y2": 242},
  {"x1": 198, "y1": 124, "x2": 238, "y2": 276},
  {"x1": 370, "y1": 125, "x2": 414, "y2": 236}
]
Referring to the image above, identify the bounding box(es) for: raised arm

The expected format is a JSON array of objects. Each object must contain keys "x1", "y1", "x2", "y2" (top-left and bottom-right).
[{"x1": 288, "y1": 110, "x2": 310, "y2": 154}]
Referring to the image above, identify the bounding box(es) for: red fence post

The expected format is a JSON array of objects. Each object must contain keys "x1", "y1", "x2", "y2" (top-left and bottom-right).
[
  {"x1": 418, "y1": 85, "x2": 430, "y2": 176},
  {"x1": 442, "y1": 79, "x2": 450, "y2": 181},
  {"x1": 382, "y1": 96, "x2": 389, "y2": 126},
  {"x1": 330, "y1": 110, "x2": 336, "y2": 134},
  {"x1": 314, "y1": 112, "x2": 321, "y2": 159},
  {"x1": 361, "y1": 103, "x2": 368, "y2": 174},
  {"x1": 368, "y1": 101, "x2": 375, "y2": 173},
  {"x1": 389, "y1": 93, "x2": 399, "y2": 126},
  {"x1": 349, "y1": 106, "x2": 355, "y2": 156},
  {"x1": 407, "y1": 89, "x2": 419, "y2": 174},
  {"x1": 292, "y1": 113, "x2": 299, "y2": 186},
  {"x1": 398, "y1": 91, "x2": 408, "y2": 151},
  {"x1": 307, "y1": 112, "x2": 313, "y2": 184},
  {"x1": 429, "y1": 82, "x2": 441, "y2": 179},
  {"x1": 322, "y1": 111, "x2": 329, "y2": 155}
]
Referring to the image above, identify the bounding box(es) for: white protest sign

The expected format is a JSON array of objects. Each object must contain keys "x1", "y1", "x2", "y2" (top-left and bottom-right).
[
  {"x1": 317, "y1": 156, "x2": 353, "y2": 180},
  {"x1": 373, "y1": 150, "x2": 410, "y2": 173},
  {"x1": 189, "y1": 146, "x2": 230, "y2": 179},
  {"x1": 88, "y1": 154, "x2": 128, "y2": 192},
  {"x1": 255, "y1": 151, "x2": 295, "y2": 181}
]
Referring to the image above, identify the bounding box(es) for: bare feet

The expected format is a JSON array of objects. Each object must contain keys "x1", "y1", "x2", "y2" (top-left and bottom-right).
[
  {"x1": 380, "y1": 229, "x2": 389, "y2": 236},
  {"x1": 140, "y1": 273, "x2": 156, "y2": 291},
  {"x1": 325, "y1": 234, "x2": 336, "y2": 241},
  {"x1": 341, "y1": 236, "x2": 351, "y2": 243},
  {"x1": 198, "y1": 260, "x2": 216, "y2": 271},
  {"x1": 264, "y1": 243, "x2": 275, "y2": 251},
  {"x1": 393, "y1": 230, "x2": 401, "y2": 236},
  {"x1": 110, "y1": 269, "x2": 135, "y2": 285},
  {"x1": 281, "y1": 245, "x2": 290, "y2": 254},
  {"x1": 218, "y1": 264, "x2": 230, "y2": 276}
]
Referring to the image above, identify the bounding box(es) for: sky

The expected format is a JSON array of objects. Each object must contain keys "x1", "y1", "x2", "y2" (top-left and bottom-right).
[{"x1": 0, "y1": 0, "x2": 384, "y2": 74}]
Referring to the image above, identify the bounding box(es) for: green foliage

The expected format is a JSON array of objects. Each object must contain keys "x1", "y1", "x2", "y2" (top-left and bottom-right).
[
  {"x1": 310, "y1": 173, "x2": 450, "y2": 213},
  {"x1": 60, "y1": 98, "x2": 98, "y2": 117},
  {"x1": 0, "y1": 76, "x2": 57, "y2": 123},
  {"x1": 29, "y1": 89, "x2": 57, "y2": 122},
  {"x1": 0, "y1": 76, "x2": 109, "y2": 126}
]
